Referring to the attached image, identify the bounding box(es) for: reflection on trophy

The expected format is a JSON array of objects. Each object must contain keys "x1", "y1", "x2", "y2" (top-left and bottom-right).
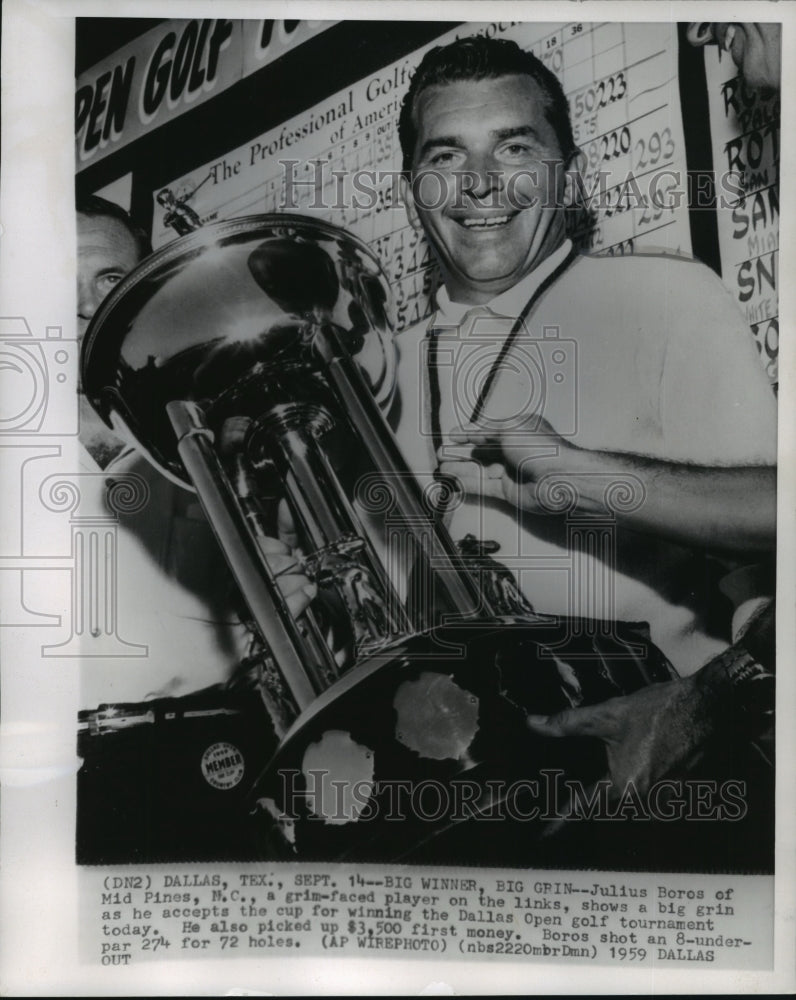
[{"x1": 80, "y1": 215, "x2": 675, "y2": 863}]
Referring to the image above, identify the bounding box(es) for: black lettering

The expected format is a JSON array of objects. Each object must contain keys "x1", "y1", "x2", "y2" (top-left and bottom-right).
[
  {"x1": 721, "y1": 77, "x2": 741, "y2": 119},
  {"x1": 84, "y1": 71, "x2": 112, "y2": 152},
  {"x1": 259, "y1": 20, "x2": 275, "y2": 49},
  {"x1": 746, "y1": 130, "x2": 763, "y2": 170},
  {"x1": 751, "y1": 191, "x2": 768, "y2": 232},
  {"x1": 75, "y1": 85, "x2": 93, "y2": 134},
  {"x1": 725, "y1": 136, "x2": 744, "y2": 174},
  {"x1": 731, "y1": 206, "x2": 748, "y2": 240},
  {"x1": 757, "y1": 252, "x2": 777, "y2": 295},
  {"x1": 188, "y1": 20, "x2": 211, "y2": 91},
  {"x1": 142, "y1": 32, "x2": 176, "y2": 116},
  {"x1": 170, "y1": 22, "x2": 198, "y2": 102},
  {"x1": 737, "y1": 260, "x2": 755, "y2": 302},
  {"x1": 768, "y1": 182, "x2": 780, "y2": 222},
  {"x1": 207, "y1": 20, "x2": 233, "y2": 80},
  {"x1": 102, "y1": 57, "x2": 135, "y2": 141}
]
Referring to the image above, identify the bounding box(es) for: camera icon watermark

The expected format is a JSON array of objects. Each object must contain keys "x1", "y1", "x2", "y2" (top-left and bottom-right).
[
  {"x1": 420, "y1": 314, "x2": 578, "y2": 439},
  {"x1": 0, "y1": 317, "x2": 77, "y2": 436}
]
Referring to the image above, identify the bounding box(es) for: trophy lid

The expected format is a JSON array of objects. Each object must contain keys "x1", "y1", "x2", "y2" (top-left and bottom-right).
[{"x1": 82, "y1": 214, "x2": 396, "y2": 484}]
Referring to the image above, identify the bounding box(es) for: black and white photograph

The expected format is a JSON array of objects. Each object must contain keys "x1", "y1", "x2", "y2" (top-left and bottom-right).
[{"x1": 1, "y1": 1, "x2": 794, "y2": 994}]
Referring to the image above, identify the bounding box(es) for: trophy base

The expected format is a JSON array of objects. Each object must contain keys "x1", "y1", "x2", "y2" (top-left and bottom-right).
[
  {"x1": 249, "y1": 616, "x2": 678, "y2": 864},
  {"x1": 75, "y1": 617, "x2": 773, "y2": 871}
]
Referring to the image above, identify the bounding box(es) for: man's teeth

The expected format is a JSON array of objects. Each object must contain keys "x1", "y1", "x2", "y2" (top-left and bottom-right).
[
  {"x1": 461, "y1": 215, "x2": 511, "y2": 228},
  {"x1": 723, "y1": 25, "x2": 736, "y2": 52}
]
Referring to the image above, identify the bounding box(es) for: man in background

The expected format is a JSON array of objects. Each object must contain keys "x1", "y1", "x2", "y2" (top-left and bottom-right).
[{"x1": 77, "y1": 195, "x2": 148, "y2": 467}]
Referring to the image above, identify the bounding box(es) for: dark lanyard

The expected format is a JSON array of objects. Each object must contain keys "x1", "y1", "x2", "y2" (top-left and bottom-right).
[{"x1": 427, "y1": 246, "x2": 579, "y2": 461}]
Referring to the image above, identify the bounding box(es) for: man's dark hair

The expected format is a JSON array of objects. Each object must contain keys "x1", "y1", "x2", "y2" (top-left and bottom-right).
[
  {"x1": 76, "y1": 194, "x2": 152, "y2": 259},
  {"x1": 398, "y1": 35, "x2": 576, "y2": 171}
]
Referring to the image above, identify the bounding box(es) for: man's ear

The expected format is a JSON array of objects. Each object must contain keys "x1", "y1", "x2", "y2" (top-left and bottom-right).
[
  {"x1": 400, "y1": 174, "x2": 423, "y2": 232},
  {"x1": 562, "y1": 148, "x2": 586, "y2": 208}
]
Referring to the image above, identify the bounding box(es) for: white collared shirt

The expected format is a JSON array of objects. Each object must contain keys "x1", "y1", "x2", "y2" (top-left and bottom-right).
[{"x1": 389, "y1": 248, "x2": 776, "y2": 674}]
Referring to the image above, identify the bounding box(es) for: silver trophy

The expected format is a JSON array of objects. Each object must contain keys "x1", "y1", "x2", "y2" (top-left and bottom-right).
[{"x1": 82, "y1": 214, "x2": 674, "y2": 862}]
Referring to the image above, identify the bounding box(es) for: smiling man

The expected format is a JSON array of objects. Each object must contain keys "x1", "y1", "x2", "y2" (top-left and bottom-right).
[
  {"x1": 400, "y1": 70, "x2": 578, "y2": 304},
  {"x1": 389, "y1": 36, "x2": 777, "y2": 820}
]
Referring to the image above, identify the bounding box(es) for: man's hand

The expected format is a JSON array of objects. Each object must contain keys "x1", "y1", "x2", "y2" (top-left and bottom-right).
[
  {"x1": 527, "y1": 675, "x2": 712, "y2": 801},
  {"x1": 437, "y1": 415, "x2": 573, "y2": 511},
  {"x1": 260, "y1": 533, "x2": 316, "y2": 618},
  {"x1": 260, "y1": 498, "x2": 315, "y2": 618},
  {"x1": 220, "y1": 417, "x2": 315, "y2": 618},
  {"x1": 438, "y1": 417, "x2": 775, "y2": 554},
  {"x1": 452, "y1": 415, "x2": 573, "y2": 472}
]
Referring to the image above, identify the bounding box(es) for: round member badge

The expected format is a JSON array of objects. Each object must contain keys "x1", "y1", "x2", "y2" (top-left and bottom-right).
[{"x1": 200, "y1": 742, "x2": 245, "y2": 790}]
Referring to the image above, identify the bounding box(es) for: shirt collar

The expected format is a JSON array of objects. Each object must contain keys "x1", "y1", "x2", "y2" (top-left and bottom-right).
[{"x1": 434, "y1": 239, "x2": 574, "y2": 327}]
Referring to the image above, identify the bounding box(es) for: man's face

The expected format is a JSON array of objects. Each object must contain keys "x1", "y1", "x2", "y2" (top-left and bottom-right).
[
  {"x1": 687, "y1": 22, "x2": 781, "y2": 92},
  {"x1": 77, "y1": 212, "x2": 140, "y2": 339},
  {"x1": 401, "y1": 75, "x2": 574, "y2": 305}
]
